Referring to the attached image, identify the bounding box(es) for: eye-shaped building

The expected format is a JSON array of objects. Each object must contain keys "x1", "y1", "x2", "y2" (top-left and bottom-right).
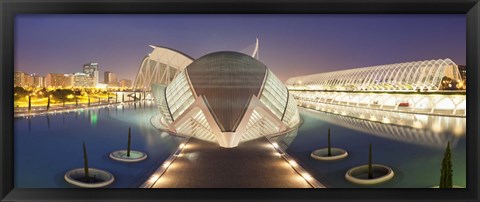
[{"x1": 151, "y1": 51, "x2": 300, "y2": 148}]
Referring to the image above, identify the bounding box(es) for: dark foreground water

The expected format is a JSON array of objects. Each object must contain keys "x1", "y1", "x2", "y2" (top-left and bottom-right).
[
  {"x1": 14, "y1": 101, "x2": 183, "y2": 188},
  {"x1": 274, "y1": 107, "x2": 466, "y2": 188}
]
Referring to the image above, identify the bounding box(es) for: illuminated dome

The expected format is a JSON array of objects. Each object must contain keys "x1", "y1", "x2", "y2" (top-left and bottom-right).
[{"x1": 152, "y1": 51, "x2": 300, "y2": 148}]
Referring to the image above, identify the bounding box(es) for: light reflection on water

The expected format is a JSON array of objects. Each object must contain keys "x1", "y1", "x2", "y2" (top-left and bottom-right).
[
  {"x1": 14, "y1": 101, "x2": 183, "y2": 188},
  {"x1": 274, "y1": 106, "x2": 466, "y2": 188}
]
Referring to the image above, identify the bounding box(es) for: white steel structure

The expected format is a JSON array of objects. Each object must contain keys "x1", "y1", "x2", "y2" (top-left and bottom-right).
[
  {"x1": 152, "y1": 51, "x2": 300, "y2": 148},
  {"x1": 133, "y1": 45, "x2": 194, "y2": 91},
  {"x1": 286, "y1": 59, "x2": 466, "y2": 117},
  {"x1": 286, "y1": 59, "x2": 463, "y2": 91},
  {"x1": 293, "y1": 91, "x2": 466, "y2": 117}
]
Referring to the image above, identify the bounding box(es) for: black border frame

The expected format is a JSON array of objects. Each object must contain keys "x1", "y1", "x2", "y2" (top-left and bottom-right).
[{"x1": 1, "y1": 0, "x2": 479, "y2": 201}]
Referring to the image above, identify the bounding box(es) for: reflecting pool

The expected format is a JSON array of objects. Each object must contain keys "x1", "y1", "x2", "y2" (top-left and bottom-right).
[
  {"x1": 14, "y1": 101, "x2": 184, "y2": 188},
  {"x1": 273, "y1": 107, "x2": 466, "y2": 188}
]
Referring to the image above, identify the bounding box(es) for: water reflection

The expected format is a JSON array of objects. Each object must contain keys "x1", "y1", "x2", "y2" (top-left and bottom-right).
[
  {"x1": 15, "y1": 99, "x2": 183, "y2": 188},
  {"x1": 277, "y1": 106, "x2": 465, "y2": 149},
  {"x1": 90, "y1": 111, "x2": 98, "y2": 127},
  {"x1": 28, "y1": 117, "x2": 31, "y2": 133},
  {"x1": 46, "y1": 114, "x2": 50, "y2": 129}
]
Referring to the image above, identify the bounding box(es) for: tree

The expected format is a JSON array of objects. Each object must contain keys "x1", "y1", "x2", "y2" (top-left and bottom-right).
[
  {"x1": 28, "y1": 95, "x2": 31, "y2": 112},
  {"x1": 440, "y1": 141, "x2": 453, "y2": 188},
  {"x1": 14, "y1": 86, "x2": 30, "y2": 101},
  {"x1": 52, "y1": 89, "x2": 74, "y2": 106},
  {"x1": 47, "y1": 96, "x2": 51, "y2": 111}
]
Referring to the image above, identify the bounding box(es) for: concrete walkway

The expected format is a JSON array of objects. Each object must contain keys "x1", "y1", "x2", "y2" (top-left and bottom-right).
[{"x1": 152, "y1": 138, "x2": 312, "y2": 188}]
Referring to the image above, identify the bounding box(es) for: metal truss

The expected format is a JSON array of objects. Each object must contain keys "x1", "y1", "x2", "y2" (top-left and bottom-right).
[
  {"x1": 133, "y1": 45, "x2": 194, "y2": 91},
  {"x1": 286, "y1": 59, "x2": 462, "y2": 92}
]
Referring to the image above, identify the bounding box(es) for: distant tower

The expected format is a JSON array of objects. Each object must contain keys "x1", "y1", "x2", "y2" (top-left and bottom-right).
[{"x1": 83, "y1": 62, "x2": 99, "y2": 87}]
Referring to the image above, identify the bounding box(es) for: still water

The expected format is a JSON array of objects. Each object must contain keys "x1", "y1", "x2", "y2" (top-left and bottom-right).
[
  {"x1": 14, "y1": 101, "x2": 183, "y2": 188},
  {"x1": 14, "y1": 101, "x2": 466, "y2": 188},
  {"x1": 274, "y1": 107, "x2": 466, "y2": 188}
]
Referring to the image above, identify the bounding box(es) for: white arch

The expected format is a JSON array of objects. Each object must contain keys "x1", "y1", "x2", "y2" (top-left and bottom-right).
[{"x1": 133, "y1": 45, "x2": 194, "y2": 91}]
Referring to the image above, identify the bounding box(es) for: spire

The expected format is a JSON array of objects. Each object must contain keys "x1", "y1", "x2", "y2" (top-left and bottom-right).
[{"x1": 252, "y1": 37, "x2": 259, "y2": 60}]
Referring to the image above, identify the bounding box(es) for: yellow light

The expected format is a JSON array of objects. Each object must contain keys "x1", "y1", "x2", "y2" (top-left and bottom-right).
[
  {"x1": 149, "y1": 175, "x2": 158, "y2": 182},
  {"x1": 302, "y1": 173, "x2": 313, "y2": 181},
  {"x1": 272, "y1": 143, "x2": 279, "y2": 149},
  {"x1": 288, "y1": 160, "x2": 298, "y2": 167},
  {"x1": 162, "y1": 161, "x2": 171, "y2": 168}
]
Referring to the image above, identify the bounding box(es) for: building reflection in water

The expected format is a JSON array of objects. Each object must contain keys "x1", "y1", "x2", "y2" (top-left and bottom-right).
[{"x1": 274, "y1": 105, "x2": 465, "y2": 149}]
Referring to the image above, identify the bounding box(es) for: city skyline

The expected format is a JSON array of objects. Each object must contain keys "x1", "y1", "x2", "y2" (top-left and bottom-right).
[
  {"x1": 15, "y1": 14, "x2": 466, "y2": 82},
  {"x1": 13, "y1": 14, "x2": 467, "y2": 190}
]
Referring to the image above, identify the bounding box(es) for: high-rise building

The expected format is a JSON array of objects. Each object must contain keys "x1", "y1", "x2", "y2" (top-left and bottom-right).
[
  {"x1": 73, "y1": 72, "x2": 94, "y2": 87},
  {"x1": 46, "y1": 73, "x2": 74, "y2": 88},
  {"x1": 33, "y1": 75, "x2": 45, "y2": 88},
  {"x1": 104, "y1": 71, "x2": 118, "y2": 85},
  {"x1": 24, "y1": 74, "x2": 34, "y2": 87},
  {"x1": 83, "y1": 62, "x2": 99, "y2": 86},
  {"x1": 14, "y1": 71, "x2": 26, "y2": 87},
  {"x1": 118, "y1": 79, "x2": 132, "y2": 88}
]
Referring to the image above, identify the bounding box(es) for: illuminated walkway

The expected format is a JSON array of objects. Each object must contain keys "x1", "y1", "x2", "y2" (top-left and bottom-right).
[{"x1": 151, "y1": 138, "x2": 314, "y2": 188}]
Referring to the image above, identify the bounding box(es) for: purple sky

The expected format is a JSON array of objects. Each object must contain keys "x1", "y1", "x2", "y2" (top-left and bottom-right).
[{"x1": 15, "y1": 14, "x2": 466, "y2": 82}]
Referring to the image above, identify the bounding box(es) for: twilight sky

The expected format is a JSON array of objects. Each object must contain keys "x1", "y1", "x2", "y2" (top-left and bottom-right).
[{"x1": 15, "y1": 14, "x2": 466, "y2": 82}]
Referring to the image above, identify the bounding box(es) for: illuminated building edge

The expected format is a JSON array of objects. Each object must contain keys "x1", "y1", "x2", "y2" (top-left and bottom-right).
[
  {"x1": 286, "y1": 59, "x2": 466, "y2": 117},
  {"x1": 133, "y1": 45, "x2": 194, "y2": 91},
  {"x1": 151, "y1": 52, "x2": 300, "y2": 148},
  {"x1": 286, "y1": 59, "x2": 463, "y2": 92}
]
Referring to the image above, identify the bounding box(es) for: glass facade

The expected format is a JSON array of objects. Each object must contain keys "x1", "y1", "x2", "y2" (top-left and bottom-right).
[
  {"x1": 165, "y1": 71, "x2": 196, "y2": 120},
  {"x1": 176, "y1": 108, "x2": 216, "y2": 142},
  {"x1": 151, "y1": 51, "x2": 301, "y2": 147},
  {"x1": 259, "y1": 70, "x2": 288, "y2": 120},
  {"x1": 242, "y1": 109, "x2": 280, "y2": 141},
  {"x1": 282, "y1": 95, "x2": 300, "y2": 127},
  {"x1": 152, "y1": 84, "x2": 173, "y2": 125}
]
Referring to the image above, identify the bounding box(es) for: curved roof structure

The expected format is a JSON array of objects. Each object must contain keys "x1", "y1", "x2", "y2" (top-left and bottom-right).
[
  {"x1": 186, "y1": 51, "x2": 267, "y2": 132},
  {"x1": 133, "y1": 45, "x2": 194, "y2": 90},
  {"x1": 286, "y1": 59, "x2": 462, "y2": 91},
  {"x1": 151, "y1": 51, "x2": 300, "y2": 148}
]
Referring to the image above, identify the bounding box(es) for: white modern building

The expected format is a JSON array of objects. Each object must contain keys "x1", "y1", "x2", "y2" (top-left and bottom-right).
[
  {"x1": 152, "y1": 51, "x2": 300, "y2": 148},
  {"x1": 286, "y1": 59, "x2": 463, "y2": 92},
  {"x1": 133, "y1": 45, "x2": 194, "y2": 91},
  {"x1": 286, "y1": 59, "x2": 466, "y2": 117}
]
